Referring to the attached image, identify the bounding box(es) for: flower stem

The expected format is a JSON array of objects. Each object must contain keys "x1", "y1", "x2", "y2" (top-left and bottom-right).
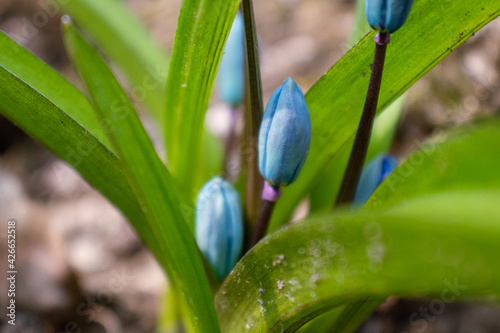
[
  {"x1": 249, "y1": 200, "x2": 276, "y2": 249},
  {"x1": 335, "y1": 33, "x2": 389, "y2": 206},
  {"x1": 249, "y1": 181, "x2": 281, "y2": 249},
  {"x1": 241, "y1": 0, "x2": 264, "y2": 242}
]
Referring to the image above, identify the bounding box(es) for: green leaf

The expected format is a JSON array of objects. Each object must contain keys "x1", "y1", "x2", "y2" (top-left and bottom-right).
[
  {"x1": 164, "y1": 0, "x2": 240, "y2": 193},
  {"x1": 0, "y1": 32, "x2": 111, "y2": 148},
  {"x1": 366, "y1": 120, "x2": 500, "y2": 212},
  {"x1": 297, "y1": 299, "x2": 382, "y2": 333},
  {"x1": 62, "y1": 21, "x2": 220, "y2": 333},
  {"x1": 54, "y1": 0, "x2": 169, "y2": 120},
  {"x1": 269, "y1": 0, "x2": 500, "y2": 232},
  {"x1": 327, "y1": 299, "x2": 382, "y2": 333},
  {"x1": 216, "y1": 190, "x2": 500, "y2": 332},
  {"x1": 158, "y1": 281, "x2": 183, "y2": 333},
  {"x1": 295, "y1": 307, "x2": 344, "y2": 333}
]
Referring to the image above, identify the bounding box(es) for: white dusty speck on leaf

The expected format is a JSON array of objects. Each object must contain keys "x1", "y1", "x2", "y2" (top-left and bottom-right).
[
  {"x1": 284, "y1": 292, "x2": 295, "y2": 302},
  {"x1": 277, "y1": 280, "x2": 285, "y2": 290},
  {"x1": 272, "y1": 253, "x2": 286, "y2": 266}
]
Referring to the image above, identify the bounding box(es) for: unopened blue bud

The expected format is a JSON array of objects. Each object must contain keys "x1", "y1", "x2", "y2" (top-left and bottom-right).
[
  {"x1": 258, "y1": 77, "x2": 311, "y2": 187},
  {"x1": 195, "y1": 177, "x2": 243, "y2": 278},
  {"x1": 354, "y1": 154, "x2": 398, "y2": 205},
  {"x1": 218, "y1": 11, "x2": 245, "y2": 106},
  {"x1": 365, "y1": 0, "x2": 413, "y2": 33}
]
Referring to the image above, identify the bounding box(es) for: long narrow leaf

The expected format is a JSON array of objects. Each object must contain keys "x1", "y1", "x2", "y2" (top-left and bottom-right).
[
  {"x1": 0, "y1": 32, "x2": 111, "y2": 148},
  {"x1": 216, "y1": 191, "x2": 500, "y2": 332},
  {"x1": 54, "y1": 0, "x2": 169, "y2": 120},
  {"x1": 366, "y1": 120, "x2": 500, "y2": 211},
  {"x1": 0, "y1": 58, "x2": 149, "y2": 246},
  {"x1": 62, "y1": 21, "x2": 220, "y2": 332},
  {"x1": 164, "y1": 0, "x2": 240, "y2": 193}
]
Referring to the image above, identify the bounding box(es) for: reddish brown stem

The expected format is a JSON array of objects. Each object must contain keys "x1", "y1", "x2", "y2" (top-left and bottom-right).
[{"x1": 335, "y1": 33, "x2": 388, "y2": 206}]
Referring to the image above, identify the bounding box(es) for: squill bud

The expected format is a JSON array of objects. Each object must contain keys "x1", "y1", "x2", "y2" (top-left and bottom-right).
[
  {"x1": 354, "y1": 154, "x2": 398, "y2": 205},
  {"x1": 365, "y1": 0, "x2": 413, "y2": 33},
  {"x1": 258, "y1": 77, "x2": 311, "y2": 187},
  {"x1": 218, "y1": 11, "x2": 245, "y2": 106},
  {"x1": 195, "y1": 177, "x2": 243, "y2": 278}
]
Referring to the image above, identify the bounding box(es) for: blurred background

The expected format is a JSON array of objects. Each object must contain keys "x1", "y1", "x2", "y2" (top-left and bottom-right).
[{"x1": 0, "y1": 0, "x2": 499, "y2": 332}]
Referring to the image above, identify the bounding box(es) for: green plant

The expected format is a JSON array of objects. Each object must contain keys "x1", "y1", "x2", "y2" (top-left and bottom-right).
[{"x1": 0, "y1": 0, "x2": 499, "y2": 332}]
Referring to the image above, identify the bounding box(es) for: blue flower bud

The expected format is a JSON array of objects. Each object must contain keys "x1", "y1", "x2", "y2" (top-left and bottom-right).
[
  {"x1": 258, "y1": 77, "x2": 311, "y2": 187},
  {"x1": 195, "y1": 177, "x2": 243, "y2": 278},
  {"x1": 218, "y1": 11, "x2": 245, "y2": 106},
  {"x1": 353, "y1": 154, "x2": 398, "y2": 205},
  {"x1": 365, "y1": 0, "x2": 413, "y2": 33}
]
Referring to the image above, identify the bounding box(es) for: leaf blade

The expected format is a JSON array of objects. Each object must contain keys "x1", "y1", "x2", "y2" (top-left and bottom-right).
[
  {"x1": 366, "y1": 120, "x2": 500, "y2": 211},
  {"x1": 54, "y1": 0, "x2": 169, "y2": 119},
  {"x1": 216, "y1": 190, "x2": 500, "y2": 332},
  {"x1": 164, "y1": 0, "x2": 240, "y2": 192},
  {"x1": 0, "y1": 32, "x2": 112, "y2": 148}
]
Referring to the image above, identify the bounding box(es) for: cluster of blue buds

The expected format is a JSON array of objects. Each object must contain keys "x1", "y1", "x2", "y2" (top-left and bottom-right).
[
  {"x1": 218, "y1": 11, "x2": 246, "y2": 107},
  {"x1": 258, "y1": 77, "x2": 311, "y2": 191},
  {"x1": 365, "y1": 0, "x2": 414, "y2": 34},
  {"x1": 195, "y1": 177, "x2": 243, "y2": 279},
  {"x1": 353, "y1": 154, "x2": 398, "y2": 206}
]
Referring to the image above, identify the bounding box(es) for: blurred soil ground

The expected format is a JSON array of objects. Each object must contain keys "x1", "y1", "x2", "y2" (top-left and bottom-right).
[{"x1": 0, "y1": 0, "x2": 499, "y2": 332}]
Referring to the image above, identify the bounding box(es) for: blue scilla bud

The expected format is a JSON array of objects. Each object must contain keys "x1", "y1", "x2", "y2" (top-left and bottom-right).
[
  {"x1": 218, "y1": 11, "x2": 245, "y2": 106},
  {"x1": 353, "y1": 154, "x2": 398, "y2": 206},
  {"x1": 258, "y1": 77, "x2": 311, "y2": 187},
  {"x1": 365, "y1": 0, "x2": 413, "y2": 33},
  {"x1": 195, "y1": 177, "x2": 243, "y2": 279}
]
